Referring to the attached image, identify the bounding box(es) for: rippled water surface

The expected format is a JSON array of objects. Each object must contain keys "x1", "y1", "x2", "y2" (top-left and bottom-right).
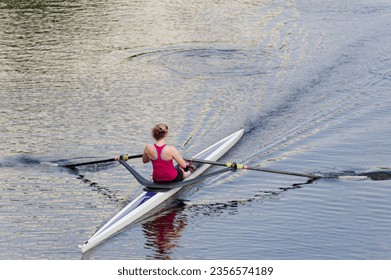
[{"x1": 1, "y1": 0, "x2": 391, "y2": 259}]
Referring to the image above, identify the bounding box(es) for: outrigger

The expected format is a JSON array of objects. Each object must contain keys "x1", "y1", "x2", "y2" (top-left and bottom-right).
[{"x1": 80, "y1": 129, "x2": 244, "y2": 253}]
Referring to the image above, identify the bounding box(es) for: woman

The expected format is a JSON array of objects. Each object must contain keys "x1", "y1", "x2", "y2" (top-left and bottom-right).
[{"x1": 142, "y1": 123, "x2": 197, "y2": 183}]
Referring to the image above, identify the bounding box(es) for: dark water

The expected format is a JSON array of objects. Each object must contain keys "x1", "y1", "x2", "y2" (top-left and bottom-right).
[{"x1": 1, "y1": 0, "x2": 390, "y2": 260}]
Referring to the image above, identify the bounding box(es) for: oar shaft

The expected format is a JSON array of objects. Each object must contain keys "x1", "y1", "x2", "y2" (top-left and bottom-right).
[
  {"x1": 64, "y1": 154, "x2": 143, "y2": 168},
  {"x1": 243, "y1": 166, "x2": 319, "y2": 179},
  {"x1": 65, "y1": 158, "x2": 115, "y2": 168},
  {"x1": 185, "y1": 158, "x2": 319, "y2": 179}
]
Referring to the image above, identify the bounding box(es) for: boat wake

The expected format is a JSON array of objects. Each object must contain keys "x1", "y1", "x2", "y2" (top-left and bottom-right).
[{"x1": 0, "y1": 155, "x2": 42, "y2": 168}]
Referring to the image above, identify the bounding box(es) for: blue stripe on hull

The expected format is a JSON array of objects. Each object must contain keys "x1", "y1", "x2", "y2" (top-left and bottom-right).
[{"x1": 100, "y1": 192, "x2": 157, "y2": 232}]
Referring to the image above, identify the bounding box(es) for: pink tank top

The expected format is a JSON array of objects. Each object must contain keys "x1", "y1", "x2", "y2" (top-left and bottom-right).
[{"x1": 151, "y1": 144, "x2": 178, "y2": 182}]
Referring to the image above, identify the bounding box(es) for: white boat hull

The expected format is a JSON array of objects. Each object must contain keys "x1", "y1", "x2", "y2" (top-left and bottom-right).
[{"x1": 80, "y1": 129, "x2": 244, "y2": 253}]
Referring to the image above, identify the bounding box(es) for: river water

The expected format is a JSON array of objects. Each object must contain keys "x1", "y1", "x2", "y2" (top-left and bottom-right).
[{"x1": 1, "y1": 0, "x2": 390, "y2": 260}]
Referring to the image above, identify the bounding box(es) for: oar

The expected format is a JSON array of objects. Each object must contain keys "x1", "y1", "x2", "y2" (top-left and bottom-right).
[
  {"x1": 185, "y1": 158, "x2": 320, "y2": 179},
  {"x1": 64, "y1": 154, "x2": 143, "y2": 168}
]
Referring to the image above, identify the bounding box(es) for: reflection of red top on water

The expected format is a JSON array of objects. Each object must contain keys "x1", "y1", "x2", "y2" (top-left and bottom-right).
[{"x1": 143, "y1": 209, "x2": 187, "y2": 259}]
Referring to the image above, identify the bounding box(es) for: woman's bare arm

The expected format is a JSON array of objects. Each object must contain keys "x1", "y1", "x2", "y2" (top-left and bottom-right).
[
  {"x1": 142, "y1": 145, "x2": 152, "y2": 163},
  {"x1": 171, "y1": 147, "x2": 187, "y2": 168}
]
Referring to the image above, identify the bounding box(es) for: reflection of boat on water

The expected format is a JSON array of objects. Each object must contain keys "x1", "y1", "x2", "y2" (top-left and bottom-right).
[
  {"x1": 142, "y1": 202, "x2": 187, "y2": 260},
  {"x1": 80, "y1": 129, "x2": 244, "y2": 253}
]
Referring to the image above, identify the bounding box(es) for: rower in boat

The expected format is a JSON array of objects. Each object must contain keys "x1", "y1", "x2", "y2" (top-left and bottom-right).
[
  {"x1": 79, "y1": 129, "x2": 244, "y2": 253},
  {"x1": 143, "y1": 123, "x2": 198, "y2": 183}
]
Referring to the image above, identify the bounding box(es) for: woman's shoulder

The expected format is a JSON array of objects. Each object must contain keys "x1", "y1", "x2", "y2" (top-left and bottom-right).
[
  {"x1": 144, "y1": 143, "x2": 155, "y2": 151},
  {"x1": 165, "y1": 144, "x2": 177, "y2": 149},
  {"x1": 164, "y1": 145, "x2": 179, "y2": 154}
]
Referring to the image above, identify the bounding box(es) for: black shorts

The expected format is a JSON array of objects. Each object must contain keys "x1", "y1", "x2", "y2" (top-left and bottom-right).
[
  {"x1": 172, "y1": 166, "x2": 184, "y2": 182},
  {"x1": 153, "y1": 166, "x2": 184, "y2": 183}
]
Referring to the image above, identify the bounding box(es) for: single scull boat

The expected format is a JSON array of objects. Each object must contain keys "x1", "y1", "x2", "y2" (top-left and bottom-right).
[{"x1": 80, "y1": 129, "x2": 244, "y2": 253}]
